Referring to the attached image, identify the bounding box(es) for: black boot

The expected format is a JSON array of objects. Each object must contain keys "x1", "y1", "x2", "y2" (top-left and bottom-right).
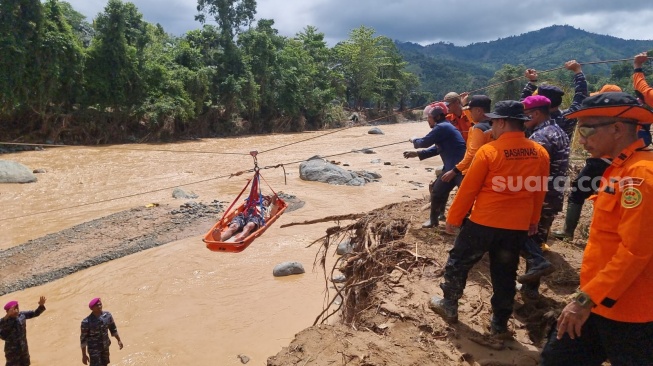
[
  {"x1": 429, "y1": 295, "x2": 458, "y2": 323},
  {"x1": 553, "y1": 202, "x2": 583, "y2": 239}
]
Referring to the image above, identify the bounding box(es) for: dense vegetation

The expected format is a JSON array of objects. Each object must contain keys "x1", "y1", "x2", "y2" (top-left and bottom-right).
[
  {"x1": 398, "y1": 25, "x2": 653, "y2": 100},
  {"x1": 2, "y1": 3, "x2": 652, "y2": 146},
  {"x1": 0, "y1": 0, "x2": 417, "y2": 143}
]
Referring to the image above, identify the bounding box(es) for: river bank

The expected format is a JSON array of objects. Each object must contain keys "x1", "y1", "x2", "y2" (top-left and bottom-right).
[{"x1": 1, "y1": 122, "x2": 442, "y2": 365}]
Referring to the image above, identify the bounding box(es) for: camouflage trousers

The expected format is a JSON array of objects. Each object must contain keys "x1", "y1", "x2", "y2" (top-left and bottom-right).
[
  {"x1": 88, "y1": 347, "x2": 110, "y2": 366},
  {"x1": 531, "y1": 206, "x2": 558, "y2": 246}
]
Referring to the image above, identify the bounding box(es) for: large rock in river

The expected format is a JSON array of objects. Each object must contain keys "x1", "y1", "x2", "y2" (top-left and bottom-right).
[
  {"x1": 273, "y1": 262, "x2": 305, "y2": 277},
  {"x1": 0, "y1": 160, "x2": 37, "y2": 183},
  {"x1": 299, "y1": 159, "x2": 366, "y2": 186}
]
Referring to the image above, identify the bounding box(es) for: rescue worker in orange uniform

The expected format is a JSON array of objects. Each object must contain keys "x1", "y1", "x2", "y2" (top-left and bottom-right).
[
  {"x1": 633, "y1": 51, "x2": 653, "y2": 104},
  {"x1": 429, "y1": 101, "x2": 550, "y2": 337},
  {"x1": 541, "y1": 92, "x2": 653, "y2": 365},
  {"x1": 440, "y1": 95, "x2": 494, "y2": 183},
  {"x1": 633, "y1": 51, "x2": 653, "y2": 144},
  {"x1": 444, "y1": 92, "x2": 473, "y2": 143}
]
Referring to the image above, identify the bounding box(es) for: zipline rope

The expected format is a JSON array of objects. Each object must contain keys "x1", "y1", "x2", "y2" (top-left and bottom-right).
[
  {"x1": 258, "y1": 104, "x2": 427, "y2": 154},
  {"x1": 0, "y1": 57, "x2": 644, "y2": 155},
  {"x1": 0, "y1": 142, "x2": 248, "y2": 156},
  {"x1": 465, "y1": 58, "x2": 638, "y2": 94},
  {"x1": 0, "y1": 140, "x2": 408, "y2": 222},
  {"x1": 1, "y1": 56, "x2": 645, "y2": 222}
]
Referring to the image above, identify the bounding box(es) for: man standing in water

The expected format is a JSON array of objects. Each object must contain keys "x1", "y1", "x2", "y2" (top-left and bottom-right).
[
  {"x1": 0, "y1": 297, "x2": 46, "y2": 366},
  {"x1": 81, "y1": 298, "x2": 123, "y2": 366}
]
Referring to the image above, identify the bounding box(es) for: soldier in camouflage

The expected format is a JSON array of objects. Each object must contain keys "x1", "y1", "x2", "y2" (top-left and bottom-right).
[
  {"x1": 0, "y1": 297, "x2": 46, "y2": 366},
  {"x1": 522, "y1": 60, "x2": 588, "y2": 142},
  {"x1": 81, "y1": 298, "x2": 123, "y2": 366},
  {"x1": 518, "y1": 95, "x2": 570, "y2": 298}
]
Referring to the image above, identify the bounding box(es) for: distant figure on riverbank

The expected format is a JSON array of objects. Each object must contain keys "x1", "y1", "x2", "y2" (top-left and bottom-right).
[
  {"x1": 221, "y1": 195, "x2": 272, "y2": 242},
  {"x1": 81, "y1": 298, "x2": 123, "y2": 366},
  {"x1": 0, "y1": 296, "x2": 47, "y2": 366}
]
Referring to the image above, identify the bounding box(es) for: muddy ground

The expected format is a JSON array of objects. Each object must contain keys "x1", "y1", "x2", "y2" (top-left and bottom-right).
[
  {"x1": 1, "y1": 179, "x2": 591, "y2": 366},
  {"x1": 267, "y1": 196, "x2": 592, "y2": 366},
  {"x1": 0, "y1": 192, "x2": 305, "y2": 297}
]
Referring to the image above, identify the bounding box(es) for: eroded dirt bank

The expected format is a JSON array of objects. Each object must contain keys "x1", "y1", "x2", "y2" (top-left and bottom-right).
[{"x1": 268, "y1": 199, "x2": 587, "y2": 366}]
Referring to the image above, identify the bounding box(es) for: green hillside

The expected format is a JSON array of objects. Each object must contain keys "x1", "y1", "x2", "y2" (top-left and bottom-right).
[{"x1": 397, "y1": 25, "x2": 653, "y2": 99}]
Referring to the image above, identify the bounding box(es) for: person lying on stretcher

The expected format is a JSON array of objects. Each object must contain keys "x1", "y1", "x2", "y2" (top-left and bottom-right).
[{"x1": 220, "y1": 195, "x2": 272, "y2": 242}]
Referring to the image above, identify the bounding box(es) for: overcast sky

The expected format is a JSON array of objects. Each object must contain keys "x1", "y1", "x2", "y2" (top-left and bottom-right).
[{"x1": 66, "y1": 0, "x2": 653, "y2": 45}]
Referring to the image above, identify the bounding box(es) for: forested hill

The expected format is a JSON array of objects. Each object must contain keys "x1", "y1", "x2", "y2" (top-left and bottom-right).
[{"x1": 397, "y1": 25, "x2": 653, "y2": 98}]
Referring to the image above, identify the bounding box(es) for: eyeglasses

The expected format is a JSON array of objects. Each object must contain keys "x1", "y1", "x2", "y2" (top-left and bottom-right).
[{"x1": 577, "y1": 121, "x2": 616, "y2": 138}]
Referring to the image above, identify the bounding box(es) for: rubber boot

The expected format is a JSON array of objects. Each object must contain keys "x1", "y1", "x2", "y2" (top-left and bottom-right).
[
  {"x1": 429, "y1": 295, "x2": 458, "y2": 323},
  {"x1": 552, "y1": 202, "x2": 583, "y2": 239},
  {"x1": 438, "y1": 200, "x2": 447, "y2": 221},
  {"x1": 423, "y1": 194, "x2": 440, "y2": 228}
]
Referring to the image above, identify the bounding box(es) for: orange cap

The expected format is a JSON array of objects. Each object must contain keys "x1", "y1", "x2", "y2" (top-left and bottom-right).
[{"x1": 590, "y1": 84, "x2": 622, "y2": 96}]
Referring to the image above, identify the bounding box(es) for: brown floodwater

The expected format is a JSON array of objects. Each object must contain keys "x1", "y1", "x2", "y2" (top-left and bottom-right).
[{"x1": 0, "y1": 123, "x2": 441, "y2": 365}]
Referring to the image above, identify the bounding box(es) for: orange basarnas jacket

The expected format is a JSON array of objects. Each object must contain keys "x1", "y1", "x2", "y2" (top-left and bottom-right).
[
  {"x1": 455, "y1": 124, "x2": 494, "y2": 175},
  {"x1": 633, "y1": 71, "x2": 653, "y2": 106},
  {"x1": 447, "y1": 131, "x2": 550, "y2": 231},
  {"x1": 582, "y1": 139, "x2": 653, "y2": 322},
  {"x1": 447, "y1": 113, "x2": 472, "y2": 143}
]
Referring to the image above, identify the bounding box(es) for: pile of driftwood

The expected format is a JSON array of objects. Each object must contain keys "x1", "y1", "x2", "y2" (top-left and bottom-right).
[{"x1": 282, "y1": 203, "x2": 437, "y2": 326}]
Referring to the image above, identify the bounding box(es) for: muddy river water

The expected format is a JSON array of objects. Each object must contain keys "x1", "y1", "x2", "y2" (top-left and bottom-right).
[{"x1": 0, "y1": 123, "x2": 439, "y2": 365}]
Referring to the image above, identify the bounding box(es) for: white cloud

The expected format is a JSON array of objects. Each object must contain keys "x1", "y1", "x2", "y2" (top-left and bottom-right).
[{"x1": 62, "y1": 0, "x2": 653, "y2": 44}]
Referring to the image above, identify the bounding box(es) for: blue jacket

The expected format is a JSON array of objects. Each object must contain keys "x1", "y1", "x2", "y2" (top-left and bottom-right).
[
  {"x1": 528, "y1": 119, "x2": 570, "y2": 211},
  {"x1": 522, "y1": 72, "x2": 588, "y2": 141},
  {"x1": 412, "y1": 120, "x2": 466, "y2": 172}
]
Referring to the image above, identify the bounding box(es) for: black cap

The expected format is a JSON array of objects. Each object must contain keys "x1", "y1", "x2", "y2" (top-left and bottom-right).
[
  {"x1": 536, "y1": 85, "x2": 564, "y2": 108},
  {"x1": 468, "y1": 95, "x2": 492, "y2": 110},
  {"x1": 566, "y1": 92, "x2": 653, "y2": 123},
  {"x1": 484, "y1": 100, "x2": 531, "y2": 121}
]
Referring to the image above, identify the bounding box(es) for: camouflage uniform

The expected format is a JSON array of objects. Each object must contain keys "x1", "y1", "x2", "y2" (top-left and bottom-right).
[
  {"x1": 528, "y1": 119, "x2": 570, "y2": 245},
  {"x1": 522, "y1": 72, "x2": 588, "y2": 141},
  {"x1": 0, "y1": 305, "x2": 45, "y2": 366},
  {"x1": 521, "y1": 120, "x2": 570, "y2": 295},
  {"x1": 81, "y1": 311, "x2": 119, "y2": 366}
]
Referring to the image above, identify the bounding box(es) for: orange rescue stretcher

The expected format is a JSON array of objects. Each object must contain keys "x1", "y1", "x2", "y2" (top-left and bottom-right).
[{"x1": 203, "y1": 152, "x2": 287, "y2": 253}]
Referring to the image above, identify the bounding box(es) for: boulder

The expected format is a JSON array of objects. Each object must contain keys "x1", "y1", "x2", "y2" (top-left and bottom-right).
[
  {"x1": 368, "y1": 127, "x2": 384, "y2": 135},
  {"x1": 332, "y1": 274, "x2": 347, "y2": 283},
  {"x1": 172, "y1": 188, "x2": 198, "y2": 199},
  {"x1": 299, "y1": 159, "x2": 366, "y2": 186},
  {"x1": 336, "y1": 239, "x2": 353, "y2": 255},
  {"x1": 353, "y1": 170, "x2": 382, "y2": 183},
  {"x1": 0, "y1": 160, "x2": 37, "y2": 183},
  {"x1": 273, "y1": 262, "x2": 305, "y2": 277}
]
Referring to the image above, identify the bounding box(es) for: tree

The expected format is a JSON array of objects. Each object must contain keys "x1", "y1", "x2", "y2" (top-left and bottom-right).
[
  {"x1": 58, "y1": 1, "x2": 94, "y2": 47},
  {"x1": 238, "y1": 19, "x2": 284, "y2": 132},
  {"x1": 295, "y1": 26, "x2": 344, "y2": 128},
  {"x1": 334, "y1": 26, "x2": 384, "y2": 109},
  {"x1": 0, "y1": 0, "x2": 43, "y2": 116},
  {"x1": 37, "y1": 0, "x2": 84, "y2": 115},
  {"x1": 487, "y1": 64, "x2": 526, "y2": 103},
  {"x1": 195, "y1": 0, "x2": 257, "y2": 126},
  {"x1": 84, "y1": 0, "x2": 147, "y2": 109}
]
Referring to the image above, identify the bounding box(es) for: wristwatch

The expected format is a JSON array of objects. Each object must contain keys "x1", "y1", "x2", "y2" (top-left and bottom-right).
[{"x1": 574, "y1": 291, "x2": 594, "y2": 308}]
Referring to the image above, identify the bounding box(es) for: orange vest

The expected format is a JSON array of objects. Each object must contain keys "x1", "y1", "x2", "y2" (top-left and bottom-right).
[
  {"x1": 455, "y1": 125, "x2": 494, "y2": 175},
  {"x1": 582, "y1": 140, "x2": 653, "y2": 322},
  {"x1": 447, "y1": 113, "x2": 472, "y2": 143},
  {"x1": 447, "y1": 131, "x2": 550, "y2": 230}
]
